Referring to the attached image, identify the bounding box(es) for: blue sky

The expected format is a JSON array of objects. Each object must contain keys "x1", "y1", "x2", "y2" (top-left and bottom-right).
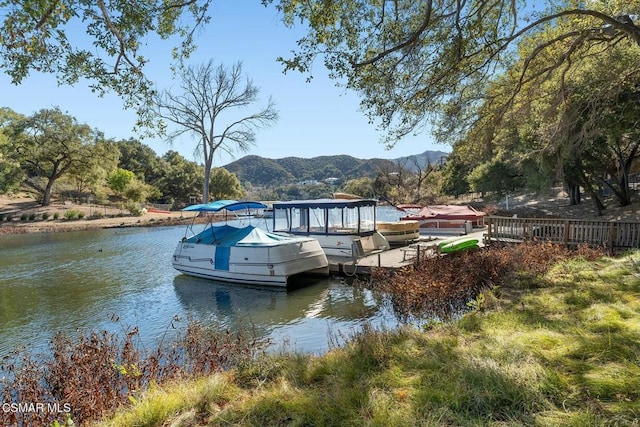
[{"x1": 1, "y1": 2, "x2": 448, "y2": 166}]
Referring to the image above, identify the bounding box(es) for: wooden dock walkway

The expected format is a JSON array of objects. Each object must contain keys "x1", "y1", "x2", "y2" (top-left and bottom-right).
[
  {"x1": 327, "y1": 245, "x2": 431, "y2": 275},
  {"x1": 327, "y1": 231, "x2": 488, "y2": 275}
]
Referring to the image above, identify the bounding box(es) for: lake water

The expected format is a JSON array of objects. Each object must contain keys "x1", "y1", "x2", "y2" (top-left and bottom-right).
[{"x1": 0, "y1": 208, "x2": 404, "y2": 358}]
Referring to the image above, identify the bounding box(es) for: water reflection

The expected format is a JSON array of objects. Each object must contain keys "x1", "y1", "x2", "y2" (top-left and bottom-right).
[{"x1": 172, "y1": 275, "x2": 390, "y2": 353}]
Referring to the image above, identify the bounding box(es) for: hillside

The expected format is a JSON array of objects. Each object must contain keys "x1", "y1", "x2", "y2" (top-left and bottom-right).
[{"x1": 223, "y1": 150, "x2": 449, "y2": 187}]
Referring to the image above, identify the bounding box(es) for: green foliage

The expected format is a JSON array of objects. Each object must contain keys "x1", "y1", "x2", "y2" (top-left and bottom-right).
[
  {"x1": 67, "y1": 139, "x2": 120, "y2": 196},
  {"x1": 342, "y1": 177, "x2": 374, "y2": 198},
  {"x1": 2, "y1": 107, "x2": 104, "y2": 205},
  {"x1": 53, "y1": 212, "x2": 59, "y2": 220},
  {"x1": 115, "y1": 138, "x2": 165, "y2": 184},
  {"x1": 0, "y1": 0, "x2": 212, "y2": 133},
  {"x1": 467, "y1": 159, "x2": 524, "y2": 196},
  {"x1": 64, "y1": 209, "x2": 81, "y2": 220},
  {"x1": 272, "y1": 1, "x2": 640, "y2": 146},
  {"x1": 225, "y1": 154, "x2": 398, "y2": 188},
  {"x1": 443, "y1": 13, "x2": 640, "y2": 204},
  {"x1": 156, "y1": 150, "x2": 203, "y2": 208},
  {"x1": 439, "y1": 154, "x2": 471, "y2": 197},
  {"x1": 41, "y1": 212, "x2": 49, "y2": 220},
  {"x1": 124, "y1": 201, "x2": 144, "y2": 216},
  {"x1": 123, "y1": 180, "x2": 158, "y2": 203},
  {"x1": 107, "y1": 168, "x2": 136, "y2": 195},
  {"x1": 0, "y1": 136, "x2": 23, "y2": 194},
  {"x1": 209, "y1": 167, "x2": 244, "y2": 201}
]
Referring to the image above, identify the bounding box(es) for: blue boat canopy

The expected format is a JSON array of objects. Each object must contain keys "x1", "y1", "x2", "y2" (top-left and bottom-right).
[
  {"x1": 184, "y1": 224, "x2": 299, "y2": 246},
  {"x1": 182, "y1": 200, "x2": 267, "y2": 212}
]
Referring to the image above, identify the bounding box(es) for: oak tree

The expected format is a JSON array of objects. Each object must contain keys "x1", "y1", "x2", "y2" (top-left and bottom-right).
[{"x1": 5, "y1": 107, "x2": 106, "y2": 205}]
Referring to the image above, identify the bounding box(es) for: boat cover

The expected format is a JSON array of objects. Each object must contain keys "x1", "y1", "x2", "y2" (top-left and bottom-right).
[
  {"x1": 182, "y1": 200, "x2": 267, "y2": 212},
  {"x1": 273, "y1": 198, "x2": 377, "y2": 209},
  {"x1": 187, "y1": 225, "x2": 298, "y2": 247},
  {"x1": 401, "y1": 205, "x2": 486, "y2": 222}
]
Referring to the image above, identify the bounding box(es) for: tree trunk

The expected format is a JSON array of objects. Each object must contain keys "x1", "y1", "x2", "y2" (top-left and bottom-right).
[
  {"x1": 202, "y1": 152, "x2": 213, "y2": 204},
  {"x1": 589, "y1": 190, "x2": 605, "y2": 215},
  {"x1": 566, "y1": 181, "x2": 581, "y2": 205},
  {"x1": 575, "y1": 168, "x2": 604, "y2": 215},
  {"x1": 42, "y1": 179, "x2": 55, "y2": 206}
]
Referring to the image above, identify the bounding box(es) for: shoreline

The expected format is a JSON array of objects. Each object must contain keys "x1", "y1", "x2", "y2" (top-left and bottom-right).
[
  {"x1": 0, "y1": 216, "x2": 192, "y2": 234},
  {"x1": 3, "y1": 191, "x2": 640, "y2": 235}
]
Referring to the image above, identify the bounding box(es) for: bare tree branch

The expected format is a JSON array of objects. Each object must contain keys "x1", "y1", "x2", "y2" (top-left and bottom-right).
[{"x1": 155, "y1": 60, "x2": 278, "y2": 203}]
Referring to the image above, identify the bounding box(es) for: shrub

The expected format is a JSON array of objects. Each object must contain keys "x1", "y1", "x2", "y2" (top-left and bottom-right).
[
  {"x1": 0, "y1": 319, "x2": 266, "y2": 427},
  {"x1": 5, "y1": 214, "x2": 13, "y2": 222},
  {"x1": 125, "y1": 202, "x2": 144, "y2": 216},
  {"x1": 64, "y1": 210, "x2": 80, "y2": 220},
  {"x1": 371, "y1": 242, "x2": 606, "y2": 321},
  {"x1": 91, "y1": 211, "x2": 104, "y2": 219},
  {"x1": 28, "y1": 213, "x2": 36, "y2": 221},
  {"x1": 77, "y1": 211, "x2": 85, "y2": 219},
  {"x1": 41, "y1": 212, "x2": 49, "y2": 220},
  {"x1": 20, "y1": 213, "x2": 28, "y2": 221},
  {"x1": 53, "y1": 212, "x2": 60, "y2": 220}
]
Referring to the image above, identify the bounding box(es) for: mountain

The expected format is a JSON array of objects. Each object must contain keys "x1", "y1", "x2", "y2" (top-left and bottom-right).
[
  {"x1": 393, "y1": 151, "x2": 449, "y2": 172},
  {"x1": 223, "y1": 151, "x2": 449, "y2": 187}
]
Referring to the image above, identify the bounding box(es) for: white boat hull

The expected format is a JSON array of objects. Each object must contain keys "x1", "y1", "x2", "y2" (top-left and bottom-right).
[
  {"x1": 172, "y1": 238, "x2": 328, "y2": 287},
  {"x1": 312, "y1": 232, "x2": 390, "y2": 257}
]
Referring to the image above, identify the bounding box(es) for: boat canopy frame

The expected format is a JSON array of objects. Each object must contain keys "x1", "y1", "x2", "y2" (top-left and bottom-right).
[
  {"x1": 272, "y1": 198, "x2": 378, "y2": 236},
  {"x1": 180, "y1": 200, "x2": 268, "y2": 242}
]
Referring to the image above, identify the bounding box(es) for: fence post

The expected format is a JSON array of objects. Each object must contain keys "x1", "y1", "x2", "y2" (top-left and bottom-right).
[
  {"x1": 608, "y1": 223, "x2": 617, "y2": 254},
  {"x1": 563, "y1": 220, "x2": 570, "y2": 247}
]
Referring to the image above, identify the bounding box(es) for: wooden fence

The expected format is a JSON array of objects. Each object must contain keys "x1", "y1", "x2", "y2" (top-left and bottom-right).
[{"x1": 485, "y1": 216, "x2": 640, "y2": 251}]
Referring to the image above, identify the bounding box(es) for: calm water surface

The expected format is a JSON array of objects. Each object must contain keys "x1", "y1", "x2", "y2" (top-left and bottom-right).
[{"x1": 0, "y1": 214, "x2": 402, "y2": 357}]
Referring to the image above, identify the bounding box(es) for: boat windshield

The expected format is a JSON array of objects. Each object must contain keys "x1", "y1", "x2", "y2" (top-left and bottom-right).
[{"x1": 273, "y1": 201, "x2": 376, "y2": 235}]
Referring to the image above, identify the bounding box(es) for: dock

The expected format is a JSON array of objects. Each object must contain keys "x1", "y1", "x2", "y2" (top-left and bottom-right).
[
  {"x1": 327, "y1": 241, "x2": 437, "y2": 275},
  {"x1": 327, "y1": 230, "x2": 488, "y2": 275}
]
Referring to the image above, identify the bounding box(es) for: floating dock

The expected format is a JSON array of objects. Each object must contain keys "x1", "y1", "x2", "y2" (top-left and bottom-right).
[
  {"x1": 327, "y1": 241, "x2": 439, "y2": 275},
  {"x1": 327, "y1": 229, "x2": 487, "y2": 276}
]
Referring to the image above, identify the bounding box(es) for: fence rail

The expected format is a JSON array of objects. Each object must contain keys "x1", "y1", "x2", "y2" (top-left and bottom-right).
[{"x1": 485, "y1": 216, "x2": 640, "y2": 251}]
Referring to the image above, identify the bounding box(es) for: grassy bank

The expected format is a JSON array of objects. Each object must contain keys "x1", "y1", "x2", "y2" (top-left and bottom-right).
[{"x1": 98, "y1": 252, "x2": 640, "y2": 426}]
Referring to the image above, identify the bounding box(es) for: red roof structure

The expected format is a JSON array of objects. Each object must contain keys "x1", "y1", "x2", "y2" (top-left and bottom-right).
[{"x1": 400, "y1": 205, "x2": 486, "y2": 228}]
